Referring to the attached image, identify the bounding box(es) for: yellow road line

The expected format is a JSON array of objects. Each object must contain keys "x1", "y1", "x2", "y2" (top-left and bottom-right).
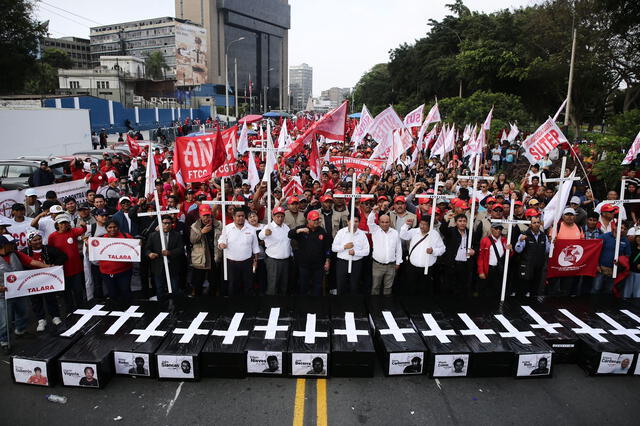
[
  {"x1": 293, "y1": 378, "x2": 306, "y2": 426},
  {"x1": 316, "y1": 379, "x2": 328, "y2": 426}
]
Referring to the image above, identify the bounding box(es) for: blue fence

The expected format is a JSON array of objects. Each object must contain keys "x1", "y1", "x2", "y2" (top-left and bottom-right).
[{"x1": 42, "y1": 96, "x2": 222, "y2": 134}]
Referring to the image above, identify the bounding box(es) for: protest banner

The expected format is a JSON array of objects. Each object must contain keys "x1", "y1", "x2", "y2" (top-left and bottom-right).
[
  {"x1": 88, "y1": 237, "x2": 141, "y2": 262},
  {"x1": 172, "y1": 127, "x2": 236, "y2": 183},
  {"x1": 547, "y1": 239, "x2": 603, "y2": 278},
  {"x1": 0, "y1": 179, "x2": 88, "y2": 218},
  {"x1": 522, "y1": 118, "x2": 569, "y2": 164},
  {"x1": 622, "y1": 130, "x2": 640, "y2": 165},
  {"x1": 367, "y1": 106, "x2": 404, "y2": 144},
  {"x1": 403, "y1": 104, "x2": 424, "y2": 128},
  {"x1": 4, "y1": 266, "x2": 65, "y2": 299},
  {"x1": 329, "y1": 157, "x2": 385, "y2": 176}
]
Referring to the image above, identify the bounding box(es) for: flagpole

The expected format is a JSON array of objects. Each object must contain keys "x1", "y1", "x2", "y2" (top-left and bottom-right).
[
  {"x1": 221, "y1": 176, "x2": 229, "y2": 281},
  {"x1": 154, "y1": 188, "x2": 173, "y2": 294}
]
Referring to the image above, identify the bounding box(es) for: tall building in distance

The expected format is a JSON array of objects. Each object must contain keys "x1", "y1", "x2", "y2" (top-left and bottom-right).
[
  {"x1": 175, "y1": 0, "x2": 290, "y2": 111},
  {"x1": 41, "y1": 37, "x2": 91, "y2": 69},
  {"x1": 290, "y1": 63, "x2": 312, "y2": 111},
  {"x1": 90, "y1": 17, "x2": 208, "y2": 85},
  {"x1": 320, "y1": 87, "x2": 351, "y2": 109}
]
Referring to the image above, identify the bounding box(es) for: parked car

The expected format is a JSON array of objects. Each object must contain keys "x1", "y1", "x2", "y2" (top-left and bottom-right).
[
  {"x1": 72, "y1": 150, "x2": 131, "y2": 163},
  {"x1": 0, "y1": 158, "x2": 72, "y2": 190}
]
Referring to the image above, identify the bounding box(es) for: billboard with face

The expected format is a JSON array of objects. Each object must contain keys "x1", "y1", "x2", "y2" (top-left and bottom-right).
[{"x1": 175, "y1": 22, "x2": 208, "y2": 85}]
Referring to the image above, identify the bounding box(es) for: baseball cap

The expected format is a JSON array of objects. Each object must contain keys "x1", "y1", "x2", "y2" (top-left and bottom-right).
[
  {"x1": 491, "y1": 223, "x2": 504, "y2": 229},
  {"x1": 0, "y1": 235, "x2": 16, "y2": 246},
  {"x1": 570, "y1": 196, "x2": 581, "y2": 205},
  {"x1": 198, "y1": 204, "x2": 212, "y2": 216},
  {"x1": 55, "y1": 214, "x2": 71, "y2": 224},
  {"x1": 601, "y1": 204, "x2": 619, "y2": 213},
  {"x1": 288, "y1": 196, "x2": 299, "y2": 204},
  {"x1": 418, "y1": 198, "x2": 430, "y2": 205},
  {"x1": 119, "y1": 196, "x2": 131, "y2": 204},
  {"x1": 94, "y1": 208, "x2": 109, "y2": 216},
  {"x1": 319, "y1": 195, "x2": 333, "y2": 203},
  {"x1": 528, "y1": 199, "x2": 540, "y2": 206},
  {"x1": 307, "y1": 210, "x2": 320, "y2": 221},
  {"x1": 394, "y1": 195, "x2": 406, "y2": 203},
  {"x1": 108, "y1": 176, "x2": 118, "y2": 184},
  {"x1": 627, "y1": 227, "x2": 637, "y2": 237},
  {"x1": 563, "y1": 207, "x2": 576, "y2": 215},
  {"x1": 25, "y1": 188, "x2": 37, "y2": 197},
  {"x1": 377, "y1": 196, "x2": 388, "y2": 202},
  {"x1": 458, "y1": 201, "x2": 469, "y2": 210},
  {"x1": 40, "y1": 160, "x2": 48, "y2": 166},
  {"x1": 78, "y1": 203, "x2": 91, "y2": 210},
  {"x1": 273, "y1": 207, "x2": 285, "y2": 216},
  {"x1": 485, "y1": 197, "x2": 497, "y2": 204},
  {"x1": 514, "y1": 201, "x2": 524, "y2": 207},
  {"x1": 525, "y1": 208, "x2": 540, "y2": 218},
  {"x1": 49, "y1": 205, "x2": 64, "y2": 214},
  {"x1": 491, "y1": 204, "x2": 504, "y2": 211}
]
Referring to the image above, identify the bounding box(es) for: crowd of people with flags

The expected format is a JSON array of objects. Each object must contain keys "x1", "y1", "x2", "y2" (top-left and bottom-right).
[{"x1": 1, "y1": 99, "x2": 639, "y2": 350}]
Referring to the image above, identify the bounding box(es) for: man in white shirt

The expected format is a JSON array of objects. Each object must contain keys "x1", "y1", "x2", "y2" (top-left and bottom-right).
[
  {"x1": 259, "y1": 207, "x2": 292, "y2": 295},
  {"x1": 367, "y1": 208, "x2": 402, "y2": 295},
  {"x1": 399, "y1": 216, "x2": 446, "y2": 296},
  {"x1": 30, "y1": 203, "x2": 64, "y2": 245},
  {"x1": 331, "y1": 216, "x2": 370, "y2": 295},
  {"x1": 7, "y1": 203, "x2": 35, "y2": 251},
  {"x1": 218, "y1": 208, "x2": 260, "y2": 295}
]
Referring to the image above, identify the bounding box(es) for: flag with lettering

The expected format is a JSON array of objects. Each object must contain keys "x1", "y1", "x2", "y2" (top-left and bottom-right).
[
  {"x1": 173, "y1": 127, "x2": 236, "y2": 183},
  {"x1": 622, "y1": 129, "x2": 640, "y2": 165},
  {"x1": 352, "y1": 104, "x2": 374, "y2": 149},
  {"x1": 522, "y1": 117, "x2": 569, "y2": 165},
  {"x1": 547, "y1": 239, "x2": 603, "y2": 278},
  {"x1": 403, "y1": 104, "x2": 424, "y2": 128}
]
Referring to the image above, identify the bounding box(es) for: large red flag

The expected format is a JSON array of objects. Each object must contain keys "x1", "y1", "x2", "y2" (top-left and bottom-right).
[
  {"x1": 309, "y1": 137, "x2": 322, "y2": 181},
  {"x1": 282, "y1": 125, "x2": 315, "y2": 160},
  {"x1": 173, "y1": 127, "x2": 236, "y2": 183},
  {"x1": 315, "y1": 100, "x2": 348, "y2": 141},
  {"x1": 547, "y1": 239, "x2": 603, "y2": 278},
  {"x1": 126, "y1": 134, "x2": 142, "y2": 157}
]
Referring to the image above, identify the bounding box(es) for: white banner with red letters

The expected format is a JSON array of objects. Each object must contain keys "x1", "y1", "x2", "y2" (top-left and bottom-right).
[
  {"x1": 329, "y1": 156, "x2": 385, "y2": 176},
  {"x1": 0, "y1": 179, "x2": 88, "y2": 218},
  {"x1": 4, "y1": 266, "x2": 65, "y2": 299},
  {"x1": 88, "y1": 237, "x2": 141, "y2": 262},
  {"x1": 522, "y1": 117, "x2": 569, "y2": 164}
]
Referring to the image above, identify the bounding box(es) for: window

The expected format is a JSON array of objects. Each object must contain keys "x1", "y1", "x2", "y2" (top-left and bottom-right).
[
  {"x1": 6, "y1": 165, "x2": 36, "y2": 178},
  {"x1": 70, "y1": 81, "x2": 80, "y2": 89}
]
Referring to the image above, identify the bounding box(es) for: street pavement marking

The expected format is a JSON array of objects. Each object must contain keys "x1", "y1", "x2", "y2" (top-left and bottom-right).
[
  {"x1": 293, "y1": 378, "x2": 306, "y2": 426},
  {"x1": 317, "y1": 379, "x2": 328, "y2": 426}
]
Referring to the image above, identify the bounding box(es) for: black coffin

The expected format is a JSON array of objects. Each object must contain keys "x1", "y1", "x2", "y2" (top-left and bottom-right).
[
  {"x1": 201, "y1": 298, "x2": 258, "y2": 378},
  {"x1": 154, "y1": 308, "x2": 218, "y2": 381},
  {"x1": 288, "y1": 297, "x2": 331, "y2": 377},
  {"x1": 401, "y1": 299, "x2": 471, "y2": 378},
  {"x1": 366, "y1": 297, "x2": 427, "y2": 376},
  {"x1": 589, "y1": 306, "x2": 640, "y2": 376},
  {"x1": 245, "y1": 297, "x2": 293, "y2": 376},
  {"x1": 330, "y1": 296, "x2": 376, "y2": 377},
  {"x1": 11, "y1": 301, "x2": 110, "y2": 387}
]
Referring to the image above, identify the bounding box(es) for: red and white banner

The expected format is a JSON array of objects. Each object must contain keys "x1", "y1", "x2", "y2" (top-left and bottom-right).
[
  {"x1": 282, "y1": 176, "x2": 303, "y2": 198},
  {"x1": 547, "y1": 239, "x2": 603, "y2": 278},
  {"x1": 0, "y1": 179, "x2": 87, "y2": 218},
  {"x1": 522, "y1": 117, "x2": 569, "y2": 164},
  {"x1": 367, "y1": 106, "x2": 404, "y2": 144},
  {"x1": 424, "y1": 103, "x2": 441, "y2": 125},
  {"x1": 622, "y1": 130, "x2": 640, "y2": 165},
  {"x1": 352, "y1": 104, "x2": 374, "y2": 148},
  {"x1": 403, "y1": 104, "x2": 424, "y2": 128},
  {"x1": 88, "y1": 237, "x2": 141, "y2": 262},
  {"x1": 483, "y1": 107, "x2": 493, "y2": 131},
  {"x1": 329, "y1": 156, "x2": 385, "y2": 176},
  {"x1": 315, "y1": 100, "x2": 348, "y2": 141},
  {"x1": 173, "y1": 127, "x2": 235, "y2": 183},
  {"x1": 4, "y1": 266, "x2": 65, "y2": 299}
]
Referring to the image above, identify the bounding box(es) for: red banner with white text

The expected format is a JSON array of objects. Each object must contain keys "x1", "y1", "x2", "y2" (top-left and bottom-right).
[
  {"x1": 547, "y1": 239, "x2": 603, "y2": 278},
  {"x1": 329, "y1": 156, "x2": 385, "y2": 176},
  {"x1": 173, "y1": 127, "x2": 237, "y2": 183}
]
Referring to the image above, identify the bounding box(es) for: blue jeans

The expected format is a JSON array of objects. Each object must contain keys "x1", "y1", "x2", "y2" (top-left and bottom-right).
[
  {"x1": 623, "y1": 272, "x2": 640, "y2": 298},
  {"x1": 0, "y1": 297, "x2": 28, "y2": 343},
  {"x1": 153, "y1": 272, "x2": 181, "y2": 300},
  {"x1": 103, "y1": 269, "x2": 133, "y2": 304},
  {"x1": 592, "y1": 272, "x2": 614, "y2": 294}
]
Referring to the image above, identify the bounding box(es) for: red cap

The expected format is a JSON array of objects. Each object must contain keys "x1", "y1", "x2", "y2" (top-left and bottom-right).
[
  {"x1": 378, "y1": 196, "x2": 388, "y2": 202},
  {"x1": 601, "y1": 203, "x2": 619, "y2": 213},
  {"x1": 485, "y1": 197, "x2": 497, "y2": 204},
  {"x1": 288, "y1": 196, "x2": 299, "y2": 203},
  {"x1": 458, "y1": 201, "x2": 469, "y2": 210},
  {"x1": 490, "y1": 203, "x2": 504, "y2": 211},
  {"x1": 307, "y1": 210, "x2": 320, "y2": 221},
  {"x1": 320, "y1": 195, "x2": 333, "y2": 203},
  {"x1": 418, "y1": 198, "x2": 430, "y2": 205},
  {"x1": 394, "y1": 195, "x2": 406, "y2": 204},
  {"x1": 108, "y1": 177, "x2": 118, "y2": 183},
  {"x1": 273, "y1": 207, "x2": 285, "y2": 215},
  {"x1": 525, "y1": 208, "x2": 540, "y2": 218},
  {"x1": 198, "y1": 204, "x2": 212, "y2": 216},
  {"x1": 514, "y1": 201, "x2": 524, "y2": 207}
]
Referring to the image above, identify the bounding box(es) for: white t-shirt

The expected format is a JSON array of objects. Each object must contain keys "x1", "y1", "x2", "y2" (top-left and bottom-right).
[{"x1": 7, "y1": 220, "x2": 36, "y2": 250}]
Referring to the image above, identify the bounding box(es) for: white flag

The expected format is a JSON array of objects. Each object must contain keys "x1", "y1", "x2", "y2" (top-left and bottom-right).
[
  {"x1": 483, "y1": 107, "x2": 493, "y2": 131},
  {"x1": 403, "y1": 104, "x2": 424, "y2": 128},
  {"x1": 247, "y1": 152, "x2": 260, "y2": 190},
  {"x1": 622, "y1": 129, "x2": 640, "y2": 165},
  {"x1": 352, "y1": 104, "x2": 374, "y2": 149},
  {"x1": 262, "y1": 122, "x2": 276, "y2": 183},
  {"x1": 144, "y1": 142, "x2": 157, "y2": 198},
  {"x1": 542, "y1": 169, "x2": 576, "y2": 229},
  {"x1": 443, "y1": 125, "x2": 456, "y2": 155},
  {"x1": 500, "y1": 129, "x2": 509, "y2": 142},
  {"x1": 462, "y1": 124, "x2": 471, "y2": 141},
  {"x1": 277, "y1": 118, "x2": 288, "y2": 148},
  {"x1": 507, "y1": 122, "x2": 519, "y2": 143},
  {"x1": 424, "y1": 102, "x2": 441, "y2": 124},
  {"x1": 237, "y1": 123, "x2": 249, "y2": 155}
]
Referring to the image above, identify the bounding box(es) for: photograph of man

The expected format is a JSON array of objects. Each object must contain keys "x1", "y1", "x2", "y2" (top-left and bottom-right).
[
  {"x1": 453, "y1": 358, "x2": 465, "y2": 374},
  {"x1": 27, "y1": 367, "x2": 48, "y2": 385},
  {"x1": 263, "y1": 355, "x2": 280, "y2": 373},
  {"x1": 403, "y1": 357, "x2": 423, "y2": 374},
  {"x1": 78, "y1": 366, "x2": 98, "y2": 387},
  {"x1": 615, "y1": 357, "x2": 632, "y2": 374},
  {"x1": 530, "y1": 357, "x2": 550, "y2": 375},
  {"x1": 128, "y1": 357, "x2": 149, "y2": 376},
  {"x1": 306, "y1": 357, "x2": 326, "y2": 375},
  {"x1": 181, "y1": 360, "x2": 192, "y2": 375}
]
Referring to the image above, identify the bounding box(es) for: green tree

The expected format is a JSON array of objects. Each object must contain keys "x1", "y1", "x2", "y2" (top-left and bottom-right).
[
  {"x1": 352, "y1": 63, "x2": 394, "y2": 115},
  {"x1": 0, "y1": 0, "x2": 47, "y2": 94},
  {"x1": 42, "y1": 47, "x2": 72, "y2": 69},
  {"x1": 145, "y1": 51, "x2": 169, "y2": 80},
  {"x1": 24, "y1": 62, "x2": 58, "y2": 94}
]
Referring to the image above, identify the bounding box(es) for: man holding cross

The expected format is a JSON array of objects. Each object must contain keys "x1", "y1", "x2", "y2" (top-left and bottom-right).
[
  {"x1": 399, "y1": 215, "x2": 445, "y2": 296},
  {"x1": 514, "y1": 210, "x2": 549, "y2": 297},
  {"x1": 331, "y1": 216, "x2": 370, "y2": 295},
  {"x1": 218, "y1": 208, "x2": 260, "y2": 296}
]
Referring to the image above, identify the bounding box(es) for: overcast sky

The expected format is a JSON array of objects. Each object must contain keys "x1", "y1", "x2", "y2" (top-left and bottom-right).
[{"x1": 35, "y1": 0, "x2": 538, "y2": 96}]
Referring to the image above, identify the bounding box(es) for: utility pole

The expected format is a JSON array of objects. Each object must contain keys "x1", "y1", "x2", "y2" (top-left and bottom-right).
[{"x1": 564, "y1": 28, "x2": 577, "y2": 127}]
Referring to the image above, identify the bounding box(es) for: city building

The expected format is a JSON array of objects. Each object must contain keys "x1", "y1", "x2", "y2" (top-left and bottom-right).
[
  {"x1": 290, "y1": 63, "x2": 313, "y2": 111},
  {"x1": 90, "y1": 17, "x2": 208, "y2": 85},
  {"x1": 320, "y1": 87, "x2": 351, "y2": 109},
  {"x1": 41, "y1": 37, "x2": 91, "y2": 69},
  {"x1": 175, "y1": 0, "x2": 290, "y2": 111}
]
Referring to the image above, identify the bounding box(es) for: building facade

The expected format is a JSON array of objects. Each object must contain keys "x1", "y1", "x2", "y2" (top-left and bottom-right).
[
  {"x1": 320, "y1": 87, "x2": 351, "y2": 109},
  {"x1": 41, "y1": 37, "x2": 91, "y2": 69},
  {"x1": 290, "y1": 63, "x2": 313, "y2": 111},
  {"x1": 89, "y1": 17, "x2": 208, "y2": 85},
  {"x1": 175, "y1": 0, "x2": 290, "y2": 111}
]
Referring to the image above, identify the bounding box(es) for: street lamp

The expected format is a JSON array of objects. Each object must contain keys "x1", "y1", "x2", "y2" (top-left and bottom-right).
[{"x1": 225, "y1": 37, "x2": 245, "y2": 121}]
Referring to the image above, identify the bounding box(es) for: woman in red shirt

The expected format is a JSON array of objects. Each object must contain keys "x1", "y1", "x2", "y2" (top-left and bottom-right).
[{"x1": 99, "y1": 220, "x2": 135, "y2": 303}]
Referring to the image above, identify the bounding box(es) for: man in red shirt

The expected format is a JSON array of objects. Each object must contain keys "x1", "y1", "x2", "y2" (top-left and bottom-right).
[
  {"x1": 477, "y1": 223, "x2": 512, "y2": 300},
  {"x1": 84, "y1": 163, "x2": 107, "y2": 192},
  {"x1": 47, "y1": 214, "x2": 87, "y2": 311}
]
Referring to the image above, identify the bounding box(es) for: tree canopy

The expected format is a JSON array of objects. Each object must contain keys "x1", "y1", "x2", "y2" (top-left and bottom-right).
[{"x1": 145, "y1": 51, "x2": 169, "y2": 80}]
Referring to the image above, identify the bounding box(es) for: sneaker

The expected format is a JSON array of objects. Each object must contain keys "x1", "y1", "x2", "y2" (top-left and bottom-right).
[
  {"x1": 14, "y1": 329, "x2": 26, "y2": 336},
  {"x1": 0, "y1": 341, "x2": 8, "y2": 354},
  {"x1": 525, "y1": 292, "x2": 531, "y2": 298},
  {"x1": 36, "y1": 319, "x2": 47, "y2": 332},
  {"x1": 52, "y1": 317, "x2": 62, "y2": 326}
]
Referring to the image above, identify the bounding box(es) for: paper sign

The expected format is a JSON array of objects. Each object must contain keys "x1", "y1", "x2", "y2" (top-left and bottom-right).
[
  {"x1": 157, "y1": 355, "x2": 195, "y2": 379},
  {"x1": 291, "y1": 353, "x2": 327, "y2": 376},
  {"x1": 4, "y1": 266, "x2": 64, "y2": 299},
  {"x1": 12, "y1": 359, "x2": 49, "y2": 386},
  {"x1": 61, "y1": 362, "x2": 99, "y2": 387},
  {"x1": 516, "y1": 353, "x2": 552, "y2": 377},
  {"x1": 88, "y1": 237, "x2": 141, "y2": 262},
  {"x1": 433, "y1": 354, "x2": 469, "y2": 377},
  {"x1": 388, "y1": 352, "x2": 424, "y2": 375},
  {"x1": 247, "y1": 350, "x2": 283, "y2": 374},
  {"x1": 597, "y1": 352, "x2": 634, "y2": 374},
  {"x1": 114, "y1": 352, "x2": 151, "y2": 376}
]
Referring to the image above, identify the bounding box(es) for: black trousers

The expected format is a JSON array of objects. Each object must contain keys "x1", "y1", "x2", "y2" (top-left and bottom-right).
[
  {"x1": 517, "y1": 263, "x2": 545, "y2": 297},
  {"x1": 191, "y1": 267, "x2": 217, "y2": 296},
  {"x1": 336, "y1": 258, "x2": 363, "y2": 295},
  {"x1": 445, "y1": 260, "x2": 473, "y2": 298},
  {"x1": 227, "y1": 258, "x2": 253, "y2": 296},
  {"x1": 405, "y1": 264, "x2": 435, "y2": 298},
  {"x1": 479, "y1": 265, "x2": 502, "y2": 300}
]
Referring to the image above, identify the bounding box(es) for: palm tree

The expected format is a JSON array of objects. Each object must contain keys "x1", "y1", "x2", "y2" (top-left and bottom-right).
[{"x1": 145, "y1": 51, "x2": 168, "y2": 80}]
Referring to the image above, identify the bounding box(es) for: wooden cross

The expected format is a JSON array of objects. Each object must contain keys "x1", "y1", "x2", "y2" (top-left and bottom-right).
[
  {"x1": 415, "y1": 173, "x2": 454, "y2": 275},
  {"x1": 333, "y1": 173, "x2": 374, "y2": 273},
  {"x1": 490, "y1": 197, "x2": 531, "y2": 301}
]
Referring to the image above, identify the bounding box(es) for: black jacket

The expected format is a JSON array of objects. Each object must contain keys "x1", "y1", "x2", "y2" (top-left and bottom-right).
[
  {"x1": 288, "y1": 225, "x2": 331, "y2": 268},
  {"x1": 143, "y1": 229, "x2": 186, "y2": 275},
  {"x1": 516, "y1": 229, "x2": 548, "y2": 280},
  {"x1": 441, "y1": 225, "x2": 481, "y2": 266},
  {"x1": 21, "y1": 245, "x2": 67, "y2": 265}
]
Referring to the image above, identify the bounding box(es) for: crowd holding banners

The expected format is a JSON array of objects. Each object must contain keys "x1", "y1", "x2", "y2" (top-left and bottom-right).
[{"x1": 0, "y1": 99, "x2": 639, "y2": 353}]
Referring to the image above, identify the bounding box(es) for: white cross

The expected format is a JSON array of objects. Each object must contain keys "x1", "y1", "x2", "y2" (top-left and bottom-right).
[
  {"x1": 105, "y1": 306, "x2": 144, "y2": 335},
  {"x1": 60, "y1": 305, "x2": 110, "y2": 337},
  {"x1": 292, "y1": 313, "x2": 328, "y2": 344},
  {"x1": 421, "y1": 313, "x2": 457, "y2": 343},
  {"x1": 490, "y1": 197, "x2": 531, "y2": 301},
  {"x1": 253, "y1": 307, "x2": 289, "y2": 340},
  {"x1": 172, "y1": 312, "x2": 211, "y2": 344},
  {"x1": 457, "y1": 313, "x2": 496, "y2": 343},
  {"x1": 377, "y1": 311, "x2": 416, "y2": 342},
  {"x1": 521, "y1": 306, "x2": 563, "y2": 334},
  {"x1": 596, "y1": 313, "x2": 640, "y2": 343},
  {"x1": 130, "y1": 312, "x2": 169, "y2": 343},
  {"x1": 334, "y1": 173, "x2": 375, "y2": 273},
  {"x1": 333, "y1": 312, "x2": 369, "y2": 343},
  {"x1": 211, "y1": 312, "x2": 250, "y2": 345},
  {"x1": 457, "y1": 152, "x2": 494, "y2": 252},
  {"x1": 558, "y1": 309, "x2": 608, "y2": 343},
  {"x1": 620, "y1": 309, "x2": 640, "y2": 328},
  {"x1": 609, "y1": 179, "x2": 640, "y2": 278},
  {"x1": 494, "y1": 314, "x2": 535, "y2": 344}
]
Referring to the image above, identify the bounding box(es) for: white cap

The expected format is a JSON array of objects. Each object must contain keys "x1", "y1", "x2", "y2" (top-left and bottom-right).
[
  {"x1": 25, "y1": 188, "x2": 37, "y2": 197},
  {"x1": 118, "y1": 196, "x2": 131, "y2": 204},
  {"x1": 49, "y1": 205, "x2": 64, "y2": 214},
  {"x1": 0, "y1": 216, "x2": 14, "y2": 227},
  {"x1": 54, "y1": 213, "x2": 71, "y2": 224},
  {"x1": 570, "y1": 196, "x2": 581, "y2": 205},
  {"x1": 563, "y1": 207, "x2": 576, "y2": 215},
  {"x1": 628, "y1": 227, "x2": 637, "y2": 237}
]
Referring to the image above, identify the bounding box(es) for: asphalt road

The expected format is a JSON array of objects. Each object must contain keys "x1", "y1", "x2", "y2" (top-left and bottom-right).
[{"x1": 2, "y1": 336, "x2": 640, "y2": 426}]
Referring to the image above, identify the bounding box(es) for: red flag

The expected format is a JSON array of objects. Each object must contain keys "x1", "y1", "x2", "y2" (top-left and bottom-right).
[
  {"x1": 283, "y1": 125, "x2": 315, "y2": 160},
  {"x1": 126, "y1": 134, "x2": 142, "y2": 157},
  {"x1": 173, "y1": 127, "x2": 236, "y2": 183},
  {"x1": 547, "y1": 239, "x2": 603, "y2": 278},
  {"x1": 309, "y1": 137, "x2": 321, "y2": 181},
  {"x1": 212, "y1": 126, "x2": 226, "y2": 172},
  {"x1": 315, "y1": 100, "x2": 348, "y2": 141},
  {"x1": 282, "y1": 176, "x2": 303, "y2": 198}
]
